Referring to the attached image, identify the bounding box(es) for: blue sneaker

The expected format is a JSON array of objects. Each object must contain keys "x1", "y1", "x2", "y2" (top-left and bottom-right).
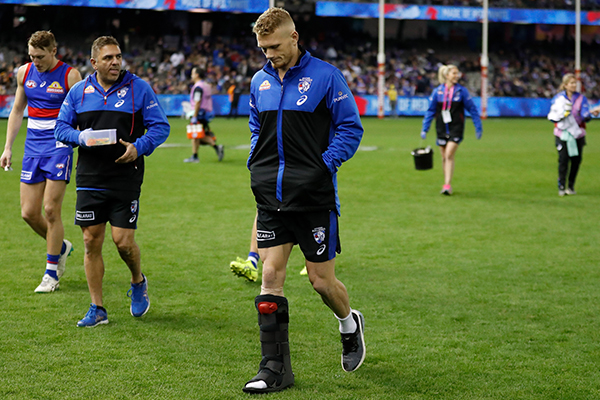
[
  {"x1": 77, "y1": 304, "x2": 108, "y2": 327},
  {"x1": 128, "y1": 274, "x2": 150, "y2": 317}
]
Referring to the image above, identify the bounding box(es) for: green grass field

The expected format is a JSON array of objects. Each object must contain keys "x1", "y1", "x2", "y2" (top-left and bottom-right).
[{"x1": 1, "y1": 116, "x2": 600, "y2": 399}]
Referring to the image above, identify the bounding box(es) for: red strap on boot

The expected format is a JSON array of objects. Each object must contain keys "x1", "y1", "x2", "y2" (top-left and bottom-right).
[{"x1": 258, "y1": 302, "x2": 278, "y2": 314}]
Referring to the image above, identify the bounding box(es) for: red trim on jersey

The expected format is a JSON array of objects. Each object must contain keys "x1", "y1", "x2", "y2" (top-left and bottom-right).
[
  {"x1": 49, "y1": 60, "x2": 64, "y2": 73},
  {"x1": 28, "y1": 106, "x2": 60, "y2": 118},
  {"x1": 64, "y1": 66, "x2": 73, "y2": 91},
  {"x1": 23, "y1": 63, "x2": 33, "y2": 86}
]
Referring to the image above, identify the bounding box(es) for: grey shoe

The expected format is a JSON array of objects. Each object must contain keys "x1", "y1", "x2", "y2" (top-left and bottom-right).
[
  {"x1": 341, "y1": 310, "x2": 365, "y2": 372},
  {"x1": 559, "y1": 186, "x2": 566, "y2": 197},
  {"x1": 183, "y1": 156, "x2": 199, "y2": 163}
]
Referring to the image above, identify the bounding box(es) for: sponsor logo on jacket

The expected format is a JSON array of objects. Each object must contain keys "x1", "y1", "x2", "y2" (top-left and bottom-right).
[
  {"x1": 333, "y1": 91, "x2": 349, "y2": 102},
  {"x1": 84, "y1": 85, "x2": 95, "y2": 94},
  {"x1": 259, "y1": 80, "x2": 271, "y2": 91},
  {"x1": 298, "y1": 77, "x2": 312, "y2": 94}
]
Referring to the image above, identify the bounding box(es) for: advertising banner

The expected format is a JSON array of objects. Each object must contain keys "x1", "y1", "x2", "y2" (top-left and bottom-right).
[
  {"x1": 0, "y1": 0, "x2": 268, "y2": 12},
  {"x1": 0, "y1": 94, "x2": 568, "y2": 118},
  {"x1": 316, "y1": 2, "x2": 600, "y2": 26}
]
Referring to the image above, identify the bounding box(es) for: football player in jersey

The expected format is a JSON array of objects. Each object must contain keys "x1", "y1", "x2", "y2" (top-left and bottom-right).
[{"x1": 1, "y1": 31, "x2": 81, "y2": 293}]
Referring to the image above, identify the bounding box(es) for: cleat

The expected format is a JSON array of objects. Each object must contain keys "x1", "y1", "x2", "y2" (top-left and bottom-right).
[
  {"x1": 440, "y1": 184, "x2": 452, "y2": 195},
  {"x1": 216, "y1": 144, "x2": 224, "y2": 162},
  {"x1": 77, "y1": 304, "x2": 108, "y2": 327},
  {"x1": 341, "y1": 310, "x2": 366, "y2": 372},
  {"x1": 566, "y1": 188, "x2": 576, "y2": 195},
  {"x1": 230, "y1": 257, "x2": 258, "y2": 282},
  {"x1": 299, "y1": 266, "x2": 308, "y2": 276},
  {"x1": 34, "y1": 274, "x2": 60, "y2": 293},
  {"x1": 128, "y1": 274, "x2": 150, "y2": 317},
  {"x1": 183, "y1": 156, "x2": 199, "y2": 163},
  {"x1": 57, "y1": 239, "x2": 73, "y2": 280}
]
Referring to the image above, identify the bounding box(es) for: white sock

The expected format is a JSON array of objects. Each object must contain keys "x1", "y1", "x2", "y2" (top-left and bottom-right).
[
  {"x1": 336, "y1": 310, "x2": 357, "y2": 334},
  {"x1": 247, "y1": 255, "x2": 259, "y2": 268}
]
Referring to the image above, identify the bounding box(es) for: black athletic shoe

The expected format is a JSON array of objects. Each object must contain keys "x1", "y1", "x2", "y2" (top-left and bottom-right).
[{"x1": 341, "y1": 310, "x2": 365, "y2": 372}]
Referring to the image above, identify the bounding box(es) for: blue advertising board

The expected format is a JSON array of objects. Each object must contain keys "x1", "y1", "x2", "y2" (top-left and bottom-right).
[
  {"x1": 0, "y1": 93, "x2": 579, "y2": 119},
  {"x1": 0, "y1": 0, "x2": 269, "y2": 13},
  {"x1": 316, "y1": 1, "x2": 600, "y2": 26}
]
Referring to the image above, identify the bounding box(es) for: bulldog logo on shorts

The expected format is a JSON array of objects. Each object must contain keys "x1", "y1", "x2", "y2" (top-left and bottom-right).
[
  {"x1": 312, "y1": 227, "x2": 326, "y2": 244},
  {"x1": 131, "y1": 200, "x2": 138, "y2": 214}
]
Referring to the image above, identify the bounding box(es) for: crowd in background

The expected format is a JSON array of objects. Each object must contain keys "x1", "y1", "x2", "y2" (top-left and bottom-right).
[{"x1": 1, "y1": 34, "x2": 600, "y2": 101}]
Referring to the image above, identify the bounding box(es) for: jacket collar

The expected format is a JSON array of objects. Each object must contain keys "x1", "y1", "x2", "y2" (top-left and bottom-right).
[{"x1": 90, "y1": 70, "x2": 135, "y2": 93}]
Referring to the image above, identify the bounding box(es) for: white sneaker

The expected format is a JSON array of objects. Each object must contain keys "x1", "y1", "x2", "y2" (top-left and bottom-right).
[
  {"x1": 34, "y1": 274, "x2": 60, "y2": 293},
  {"x1": 57, "y1": 239, "x2": 73, "y2": 279},
  {"x1": 566, "y1": 188, "x2": 576, "y2": 195}
]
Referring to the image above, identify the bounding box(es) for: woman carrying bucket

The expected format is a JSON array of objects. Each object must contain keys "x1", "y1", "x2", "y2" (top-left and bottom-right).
[
  {"x1": 547, "y1": 73, "x2": 600, "y2": 196},
  {"x1": 420, "y1": 64, "x2": 482, "y2": 195}
]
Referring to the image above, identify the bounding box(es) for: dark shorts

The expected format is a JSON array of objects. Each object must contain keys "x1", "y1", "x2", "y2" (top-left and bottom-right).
[
  {"x1": 21, "y1": 154, "x2": 73, "y2": 184},
  {"x1": 75, "y1": 190, "x2": 140, "y2": 229},
  {"x1": 436, "y1": 135, "x2": 463, "y2": 146},
  {"x1": 256, "y1": 209, "x2": 341, "y2": 263}
]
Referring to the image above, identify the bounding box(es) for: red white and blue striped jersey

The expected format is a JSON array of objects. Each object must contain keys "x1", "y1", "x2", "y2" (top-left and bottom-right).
[{"x1": 23, "y1": 61, "x2": 74, "y2": 157}]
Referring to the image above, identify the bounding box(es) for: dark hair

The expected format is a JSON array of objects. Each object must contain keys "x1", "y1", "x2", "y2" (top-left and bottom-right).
[{"x1": 193, "y1": 67, "x2": 206, "y2": 79}]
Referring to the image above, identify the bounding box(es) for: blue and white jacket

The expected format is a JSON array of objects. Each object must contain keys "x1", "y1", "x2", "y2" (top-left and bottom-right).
[
  {"x1": 422, "y1": 83, "x2": 482, "y2": 138},
  {"x1": 55, "y1": 70, "x2": 170, "y2": 192},
  {"x1": 248, "y1": 49, "x2": 363, "y2": 214}
]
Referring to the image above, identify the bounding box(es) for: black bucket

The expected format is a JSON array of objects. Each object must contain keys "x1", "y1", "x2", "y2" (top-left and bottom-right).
[{"x1": 411, "y1": 146, "x2": 433, "y2": 170}]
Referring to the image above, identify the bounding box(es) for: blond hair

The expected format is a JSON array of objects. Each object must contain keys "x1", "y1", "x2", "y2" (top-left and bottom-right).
[
  {"x1": 91, "y1": 36, "x2": 120, "y2": 59},
  {"x1": 252, "y1": 7, "x2": 295, "y2": 36},
  {"x1": 438, "y1": 64, "x2": 458, "y2": 85},
  {"x1": 559, "y1": 73, "x2": 576, "y2": 91},
  {"x1": 28, "y1": 31, "x2": 56, "y2": 51}
]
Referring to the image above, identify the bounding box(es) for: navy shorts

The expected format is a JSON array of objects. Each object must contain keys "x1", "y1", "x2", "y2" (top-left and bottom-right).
[
  {"x1": 75, "y1": 190, "x2": 140, "y2": 229},
  {"x1": 20, "y1": 154, "x2": 73, "y2": 184},
  {"x1": 436, "y1": 135, "x2": 463, "y2": 146},
  {"x1": 256, "y1": 209, "x2": 341, "y2": 263}
]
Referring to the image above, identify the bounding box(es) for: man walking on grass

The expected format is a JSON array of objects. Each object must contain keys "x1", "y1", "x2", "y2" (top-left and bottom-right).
[{"x1": 243, "y1": 7, "x2": 365, "y2": 394}]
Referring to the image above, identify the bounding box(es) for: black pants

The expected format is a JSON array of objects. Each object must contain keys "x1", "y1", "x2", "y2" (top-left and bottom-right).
[{"x1": 556, "y1": 135, "x2": 586, "y2": 189}]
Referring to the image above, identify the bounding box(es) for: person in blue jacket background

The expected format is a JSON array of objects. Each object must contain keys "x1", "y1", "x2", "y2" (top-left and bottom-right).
[
  {"x1": 55, "y1": 36, "x2": 170, "y2": 327},
  {"x1": 242, "y1": 7, "x2": 366, "y2": 394},
  {"x1": 421, "y1": 64, "x2": 482, "y2": 195}
]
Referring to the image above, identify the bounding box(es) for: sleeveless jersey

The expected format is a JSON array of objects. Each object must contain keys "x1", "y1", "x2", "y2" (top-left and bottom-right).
[
  {"x1": 23, "y1": 61, "x2": 73, "y2": 157},
  {"x1": 189, "y1": 80, "x2": 213, "y2": 113}
]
